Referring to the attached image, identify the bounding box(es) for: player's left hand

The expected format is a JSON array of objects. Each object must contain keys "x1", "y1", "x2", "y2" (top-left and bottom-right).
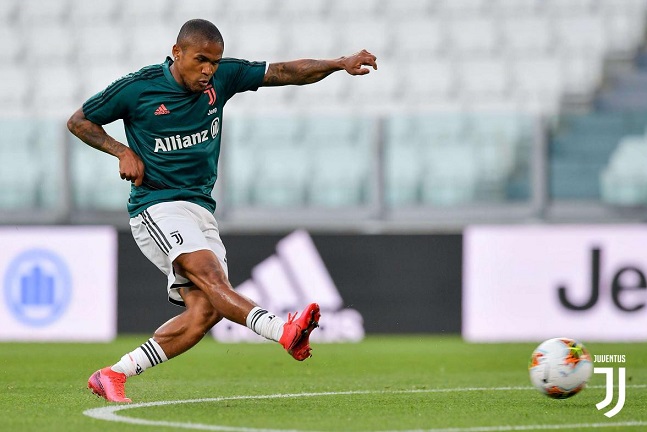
[{"x1": 342, "y1": 49, "x2": 378, "y2": 76}]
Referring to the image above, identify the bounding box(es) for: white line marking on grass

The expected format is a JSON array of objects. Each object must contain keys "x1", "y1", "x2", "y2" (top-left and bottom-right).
[{"x1": 83, "y1": 386, "x2": 647, "y2": 432}]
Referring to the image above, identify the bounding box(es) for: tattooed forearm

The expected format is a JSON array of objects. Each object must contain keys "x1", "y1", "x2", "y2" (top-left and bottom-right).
[
  {"x1": 67, "y1": 109, "x2": 128, "y2": 157},
  {"x1": 263, "y1": 59, "x2": 343, "y2": 86}
]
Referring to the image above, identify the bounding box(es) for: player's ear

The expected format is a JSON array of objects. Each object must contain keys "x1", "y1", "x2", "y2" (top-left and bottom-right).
[{"x1": 171, "y1": 44, "x2": 181, "y2": 61}]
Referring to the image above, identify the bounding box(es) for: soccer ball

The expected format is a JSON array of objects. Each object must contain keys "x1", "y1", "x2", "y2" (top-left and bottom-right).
[{"x1": 528, "y1": 337, "x2": 593, "y2": 399}]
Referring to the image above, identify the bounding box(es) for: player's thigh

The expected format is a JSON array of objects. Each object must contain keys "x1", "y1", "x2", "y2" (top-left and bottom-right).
[
  {"x1": 134, "y1": 203, "x2": 212, "y2": 259},
  {"x1": 130, "y1": 202, "x2": 212, "y2": 290},
  {"x1": 185, "y1": 201, "x2": 229, "y2": 277},
  {"x1": 173, "y1": 249, "x2": 229, "y2": 289}
]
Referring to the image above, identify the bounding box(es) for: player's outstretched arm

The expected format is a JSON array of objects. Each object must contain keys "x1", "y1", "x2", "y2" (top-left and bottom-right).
[
  {"x1": 262, "y1": 49, "x2": 378, "y2": 87},
  {"x1": 67, "y1": 108, "x2": 145, "y2": 186}
]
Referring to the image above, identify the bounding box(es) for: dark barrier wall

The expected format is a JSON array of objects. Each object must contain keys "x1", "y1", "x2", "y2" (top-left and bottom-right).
[{"x1": 117, "y1": 231, "x2": 462, "y2": 334}]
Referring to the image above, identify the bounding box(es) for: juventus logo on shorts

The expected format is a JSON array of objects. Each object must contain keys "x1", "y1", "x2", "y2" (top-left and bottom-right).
[
  {"x1": 170, "y1": 230, "x2": 184, "y2": 245},
  {"x1": 203, "y1": 85, "x2": 216, "y2": 105}
]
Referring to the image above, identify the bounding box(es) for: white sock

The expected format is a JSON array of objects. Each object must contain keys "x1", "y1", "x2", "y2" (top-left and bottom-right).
[
  {"x1": 111, "y1": 338, "x2": 169, "y2": 377},
  {"x1": 246, "y1": 306, "x2": 285, "y2": 342}
]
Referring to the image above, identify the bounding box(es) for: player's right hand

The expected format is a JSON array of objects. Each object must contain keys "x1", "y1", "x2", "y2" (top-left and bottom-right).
[{"x1": 118, "y1": 147, "x2": 145, "y2": 187}]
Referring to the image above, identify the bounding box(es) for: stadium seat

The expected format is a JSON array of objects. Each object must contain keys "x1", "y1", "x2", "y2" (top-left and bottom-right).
[
  {"x1": 492, "y1": 0, "x2": 542, "y2": 14},
  {"x1": 511, "y1": 57, "x2": 563, "y2": 115},
  {"x1": 70, "y1": 121, "x2": 131, "y2": 210},
  {"x1": 303, "y1": 116, "x2": 373, "y2": 147},
  {"x1": 226, "y1": 87, "x2": 294, "y2": 115},
  {"x1": 392, "y1": 18, "x2": 448, "y2": 59},
  {"x1": 345, "y1": 59, "x2": 400, "y2": 107},
  {"x1": 337, "y1": 19, "x2": 391, "y2": 59},
  {"x1": 251, "y1": 144, "x2": 309, "y2": 207},
  {"x1": 166, "y1": 0, "x2": 220, "y2": 24},
  {"x1": 19, "y1": 0, "x2": 69, "y2": 23},
  {"x1": 414, "y1": 113, "x2": 468, "y2": 144},
  {"x1": 456, "y1": 57, "x2": 510, "y2": 100},
  {"x1": 279, "y1": 0, "x2": 329, "y2": 18},
  {"x1": 600, "y1": 135, "x2": 647, "y2": 205},
  {"x1": 0, "y1": 121, "x2": 40, "y2": 209},
  {"x1": 77, "y1": 24, "x2": 129, "y2": 66},
  {"x1": 0, "y1": 66, "x2": 29, "y2": 115},
  {"x1": 437, "y1": 0, "x2": 488, "y2": 15},
  {"x1": 290, "y1": 72, "x2": 350, "y2": 109},
  {"x1": 0, "y1": 26, "x2": 23, "y2": 63},
  {"x1": 476, "y1": 137, "x2": 514, "y2": 185},
  {"x1": 403, "y1": 58, "x2": 457, "y2": 104},
  {"x1": 31, "y1": 120, "x2": 65, "y2": 209},
  {"x1": 559, "y1": 53, "x2": 603, "y2": 98},
  {"x1": 243, "y1": 116, "x2": 305, "y2": 144},
  {"x1": 0, "y1": 0, "x2": 18, "y2": 24},
  {"x1": 385, "y1": 138, "x2": 423, "y2": 207},
  {"x1": 129, "y1": 24, "x2": 176, "y2": 69},
  {"x1": 25, "y1": 24, "x2": 75, "y2": 65},
  {"x1": 309, "y1": 144, "x2": 371, "y2": 207},
  {"x1": 82, "y1": 64, "x2": 133, "y2": 99},
  {"x1": 120, "y1": 0, "x2": 171, "y2": 23},
  {"x1": 598, "y1": 0, "x2": 647, "y2": 14},
  {"x1": 329, "y1": 0, "x2": 383, "y2": 17},
  {"x1": 68, "y1": 0, "x2": 120, "y2": 24},
  {"x1": 30, "y1": 65, "x2": 81, "y2": 116},
  {"x1": 286, "y1": 20, "x2": 341, "y2": 59},
  {"x1": 224, "y1": 0, "x2": 279, "y2": 20},
  {"x1": 605, "y1": 13, "x2": 646, "y2": 59},
  {"x1": 420, "y1": 144, "x2": 479, "y2": 206},
  {"x1": 447, "y1": 17, "x2": 499, "y2": 55},
  {"x1": 543, "y1": 0, "x2": 598, "y2": 15},
  {"x1": 226, "y1": 21, "x2": 286, "y2": 62},
  {"x1": 383, "y1": 0, "x2": 432, "y2": 18},
  {"x1": 554, "y1": 16, "x2": 608, "y2": 56},
  {"x1": 304, "y1": 117, "x2": 374, "y2": 207},
  {"x1": 222, "y1": 140, "x2": 258, "y2": 208},
  {"x1": 0, "y1": 148, "x2": 40, "y2": 209},
  {"x1": 501, "y1": 16, "x2": 554, "y2": 55}
]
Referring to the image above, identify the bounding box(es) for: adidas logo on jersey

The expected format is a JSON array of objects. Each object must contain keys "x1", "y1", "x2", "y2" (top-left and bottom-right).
[
  {"x1": 154, "y1": 104, "x2": 170, "y2": 115},
  {"x1": 212, "y1": 230, "x2": 365, "y2": 344}
]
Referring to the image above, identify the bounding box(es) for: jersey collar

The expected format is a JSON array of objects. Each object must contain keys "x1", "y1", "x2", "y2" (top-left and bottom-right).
[{"x1": 163, "y1": 57, "x2": 190, "y2": 92}]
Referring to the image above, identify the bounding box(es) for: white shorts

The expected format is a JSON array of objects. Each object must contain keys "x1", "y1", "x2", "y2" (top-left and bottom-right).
[{"x1": 130, "y1": 201, "x2": 228, "y2": 307}]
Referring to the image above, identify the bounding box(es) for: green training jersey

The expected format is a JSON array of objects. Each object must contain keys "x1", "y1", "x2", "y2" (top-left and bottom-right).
[{"x1": 82, "y1": 57, "x2": 266, "y2": 217}]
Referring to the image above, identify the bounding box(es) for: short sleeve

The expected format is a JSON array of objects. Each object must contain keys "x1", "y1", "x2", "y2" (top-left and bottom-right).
[
  {"x1": 82, "y1": 75, "x2": 139, "y2": 125},
  {"x1": 216, "y1": 59, "x2": 267, "y2": 102}
]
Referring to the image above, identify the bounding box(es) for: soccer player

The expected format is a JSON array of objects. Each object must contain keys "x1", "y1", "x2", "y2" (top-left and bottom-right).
[{"x1": 67, "y1": 19, "x2": 377, "y2": 403}]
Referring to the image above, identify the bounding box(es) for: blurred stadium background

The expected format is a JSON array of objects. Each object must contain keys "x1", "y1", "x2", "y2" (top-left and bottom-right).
[
  {"x1": 3, "y1": 0, "x2": 647, "y2": 228},
  {"x1": 1, "y1": 0, "x2": 647, "y2": 340}
]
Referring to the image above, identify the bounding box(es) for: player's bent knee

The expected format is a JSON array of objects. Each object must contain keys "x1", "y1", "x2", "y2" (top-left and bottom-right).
[
  {"x1": 182, "y1": 288, "x2": 222, "y2": 330},
  {"x1": 196, "y1": 304, "x2": 222, "y2": 329}
]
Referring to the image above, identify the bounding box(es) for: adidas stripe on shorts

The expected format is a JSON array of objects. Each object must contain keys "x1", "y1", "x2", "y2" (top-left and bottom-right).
[{"x1": 130, "y1": 201, "x2": 228, "y2": 307}]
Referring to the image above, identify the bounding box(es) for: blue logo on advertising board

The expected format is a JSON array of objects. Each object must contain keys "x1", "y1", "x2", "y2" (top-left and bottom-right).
[{"x1": 3, "y1": 249, "x2": 72, "y2": 326}]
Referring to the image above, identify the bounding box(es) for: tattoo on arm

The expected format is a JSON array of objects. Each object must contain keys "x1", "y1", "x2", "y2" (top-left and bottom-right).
[
  {"x1": 263, "y1": 59, "x2": 341, "y2": 86},
  {"x1": 67, "y1": 110, "x2": 127, "y2": 158}
]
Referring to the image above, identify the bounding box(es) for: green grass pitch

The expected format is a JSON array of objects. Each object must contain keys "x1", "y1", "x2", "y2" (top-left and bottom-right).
[{"x1": 1, "y1": 335, "x2": 645, "y2": 431}]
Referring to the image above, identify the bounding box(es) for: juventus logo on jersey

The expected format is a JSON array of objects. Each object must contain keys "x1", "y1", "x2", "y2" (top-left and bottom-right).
[{"x1": 203, "y1": 85, "x2": 216, "y2": 105}]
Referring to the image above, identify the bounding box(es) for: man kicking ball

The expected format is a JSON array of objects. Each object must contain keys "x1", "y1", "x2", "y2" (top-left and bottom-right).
[{"x1": 67, "y1": 18, "x2": 377, "y2": 402}]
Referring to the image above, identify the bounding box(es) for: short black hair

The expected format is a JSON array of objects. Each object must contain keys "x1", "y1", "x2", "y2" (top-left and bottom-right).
[{"x1": 177, "y1": 19, "x2": 224, "y2": 49}]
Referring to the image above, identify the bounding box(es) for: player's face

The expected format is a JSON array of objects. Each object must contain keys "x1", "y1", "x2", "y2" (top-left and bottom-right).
[{"x1": 172, "y1": 39, "x2": 224, "y2": 93}]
